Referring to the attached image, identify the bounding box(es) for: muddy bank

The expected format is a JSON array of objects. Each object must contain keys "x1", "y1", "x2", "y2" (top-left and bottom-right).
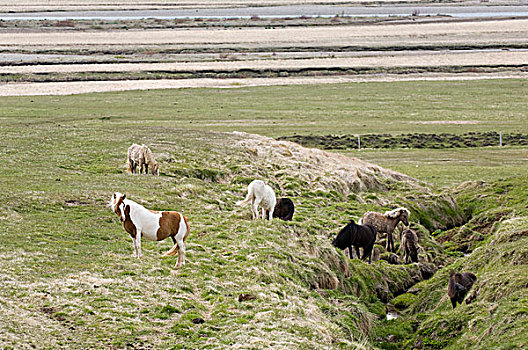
[{"x1": 280, "y1": 132, "x2": 528, "y2": 150}]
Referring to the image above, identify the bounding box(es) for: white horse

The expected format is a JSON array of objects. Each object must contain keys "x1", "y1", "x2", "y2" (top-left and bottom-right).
[
  {"x1": 109, "y1": 192, "x2": 189, "y2": 268},
  {"x1": 236, "y1": 180, "x2": 276, "y2": 220},
  {"x1": 127, "y1": 144, "x2": 159, "y2": 176}
]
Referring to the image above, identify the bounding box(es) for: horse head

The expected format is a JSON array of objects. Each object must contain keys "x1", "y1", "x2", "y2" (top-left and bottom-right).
[
  {"x1": 332, "y1": 221, "x2": 354, "y2": 250},
  {"x1": 152, "y1": 162, "x2": 160, "y2": 176},
  {"x1": 110, "y1": 192, "x2": 126, "y2": 222},
  {"x1": 398, "y1": 208, "x2": 410, "y2": 226}
]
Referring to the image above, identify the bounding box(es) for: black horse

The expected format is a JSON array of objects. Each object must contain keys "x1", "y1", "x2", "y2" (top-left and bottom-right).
[
  {"x1": 273, "y1": 198, "x2": 295, "y2": 221},
  {"x1": 332, "y1": 220, "x2": 377, "y2": 263}
]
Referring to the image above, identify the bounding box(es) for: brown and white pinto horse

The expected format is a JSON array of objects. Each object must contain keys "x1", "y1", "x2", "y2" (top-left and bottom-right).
[{"x1": 109, "y1": 192, "x2": 189, "y2": 268}]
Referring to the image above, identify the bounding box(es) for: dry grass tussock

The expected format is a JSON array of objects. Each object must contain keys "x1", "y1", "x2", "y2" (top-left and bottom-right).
[{"x1": 233, "y1": 132, "x2": 421, "y2": 194}]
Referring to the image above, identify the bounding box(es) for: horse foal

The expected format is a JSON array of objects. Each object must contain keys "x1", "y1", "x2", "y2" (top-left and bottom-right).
[
  {"x1": 273, "y1": 197, "x2": 295, "y2": 221},
  {"x1": 401, "y1": 228, "x2": 419, "y2": 264},
  {"x1": 109, "y1": 192, "x2": 189, "y2": 268},
  {"x1": 448, "y1": 271, "x2": 477, "y2": 309}
]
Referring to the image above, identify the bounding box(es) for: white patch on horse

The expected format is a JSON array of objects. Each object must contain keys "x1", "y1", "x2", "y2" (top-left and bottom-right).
[{"x1": 122, "y1": 200, "x2": 161, "y2": 241}]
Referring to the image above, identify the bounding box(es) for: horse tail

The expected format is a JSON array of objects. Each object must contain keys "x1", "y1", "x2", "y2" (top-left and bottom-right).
[
  {"x1": 236, "y1": 184, "x2": 254, "y2": 206},
  {"x1": 164, "y1": 242, "x2": 179, "y2": 256}
]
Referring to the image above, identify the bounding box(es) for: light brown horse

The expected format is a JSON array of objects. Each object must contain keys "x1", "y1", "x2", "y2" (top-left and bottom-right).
[
  {"x1": 360, "y1": 207, "x2": 410, "y2": 252},
  {"x1": 127, "y1": 144, "x2": 159, "y2": 175}
]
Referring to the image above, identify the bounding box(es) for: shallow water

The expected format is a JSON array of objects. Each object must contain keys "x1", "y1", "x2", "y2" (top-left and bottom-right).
[
  {"x1": 386, "y1": 311, "x2": 399, "y2": 320},
  {"x1": 1, "y1": 5, "x2": 527, "y2": 20}
]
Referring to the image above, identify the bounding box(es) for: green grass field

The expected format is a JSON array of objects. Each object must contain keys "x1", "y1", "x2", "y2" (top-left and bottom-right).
[{"x1": 1, "y1": 79, "x2": 527, "y2": 349}]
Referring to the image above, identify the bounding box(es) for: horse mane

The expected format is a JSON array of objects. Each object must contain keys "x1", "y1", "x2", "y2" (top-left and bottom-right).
[
  {"x1": 384, "y1": 207, "x2": 410, "y2": 218},
  {"x1": 142, "y1": 145, "x2": 158, "y2": 166}
]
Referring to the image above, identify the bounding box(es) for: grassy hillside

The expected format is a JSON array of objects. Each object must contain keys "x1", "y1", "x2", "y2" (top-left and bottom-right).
[{"x1": 1, "y1": 80, "x2": 527, "y2": 349}]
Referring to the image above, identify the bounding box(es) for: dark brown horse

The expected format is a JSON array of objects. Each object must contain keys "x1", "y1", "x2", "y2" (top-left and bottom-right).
[
  {"x1": 332, "y1": 220, "x2": 377, "y2": 263},
  {"x1": 401, "y1": 228, "x2": 419, "y2": 264},
  {"x1": 448, "y1": 271, "x2": 477, "y2": 308},
  {"x1": 273, "y1": 198, "x2": 295, "y2": 221}
]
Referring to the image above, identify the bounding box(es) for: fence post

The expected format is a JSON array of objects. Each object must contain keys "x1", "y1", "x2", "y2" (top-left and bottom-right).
[
  {"x1": 500, "y1": 131, "x2": 502, "y2": 147},
  {"x1": 358, "y1": 135, "x2": 361, "y2": 150}
]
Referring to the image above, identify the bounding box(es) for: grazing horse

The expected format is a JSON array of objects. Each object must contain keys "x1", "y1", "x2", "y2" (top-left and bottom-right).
[
  {"x1": 401, "y1": 228, "x2": 419, "y2": 264},
  {"x1": 332, "y1": 220, "x2": 377, "y2": 264},
  {"x1": 109, "y1": 192, "x2": 189, "y2": 268},
  {"x1": 236, "y1": 180, "x2": 276, "y2": 221},
  {"x1": 360, "y1": 207, "x2": 410, "y2": 253},
  {"x1": 127, "y1": 144, "x2": 159, "y2": 176},
  {"x1": 448, "y1": 271, "x2": 477, "y2": 309},
  {"x1": 273, "y1": 197, "x2": 295, "y2": 221}
]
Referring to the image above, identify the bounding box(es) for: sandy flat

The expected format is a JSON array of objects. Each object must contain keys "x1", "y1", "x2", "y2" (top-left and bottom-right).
[
  {"x1": 2, "y1": 73, "x2": 527, "y2": 96},
  {"x1": 2, "y1": 51, "x2": 527, "y2": 74},
  {"x1": 2, "y1": 19, "x2": 527, "y2": 49}
]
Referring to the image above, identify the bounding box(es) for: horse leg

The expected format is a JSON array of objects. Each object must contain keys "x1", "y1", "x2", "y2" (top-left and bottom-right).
[
  {"x1": 171, "y1": 235, "x2": 176, "y2": 245},
  {"x1": 355, "y1": 246, "x2": 361, "y2": 260},
  {"x1": 268, "y1": 206, "x2": 274, "y2": 221},
  {"x1": 364, "y1": 244, "x2": 373, "y2": 264},
  {"x1": 250, "y1": 199, "x2": 257, "y2": 220},
  {"x1": 131, "y1": 237, "x2": 138, "y2": 257},
  {"x1": 145, "y1": 164, "x2": 149, "y2": 175},
  {"x1": 349, "y1": 245, "x2": 354, "y2": 259},
  {"x1": 386, "y1": 233, "x2": 393, "y2": 252},
  {"x1": 175, "y1": 234, "x2": 186, "y2": 268},
  {"x1": 252, "y1": 198, "x2": 261, "y2": 220},
  {"x1": 135, "y1": 231, "x2": 143, "y2": 258}
]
